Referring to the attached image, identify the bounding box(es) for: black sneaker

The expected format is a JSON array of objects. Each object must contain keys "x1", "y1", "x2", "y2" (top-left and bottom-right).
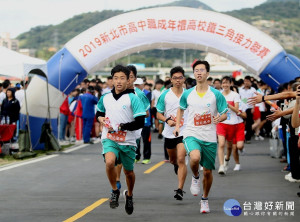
[
  {"x1": 174, "y1": 164, "x2": 179, "y2": 175},
  {"x1": 110, "y1": 189, "x2": 120, "y2": 209},
  {"x1": 158, "y1": 134, "x2": 163, "y2": 139},
  {"x1": 174, "y1": 189, "x2": 185, "y2": 200},
  {"x1": 123, "y1": 190, "x2": 134, "y2": 215}
]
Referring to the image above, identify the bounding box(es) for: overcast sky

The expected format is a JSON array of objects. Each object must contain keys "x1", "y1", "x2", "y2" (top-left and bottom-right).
[{"x1": 1, "y1": 0, "x2": 267, "y2": 38}]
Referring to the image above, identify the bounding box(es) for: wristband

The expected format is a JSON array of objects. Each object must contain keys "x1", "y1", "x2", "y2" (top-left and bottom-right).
[{"x1": 165, "y1": 117, "x2": 172, "y2": 124}]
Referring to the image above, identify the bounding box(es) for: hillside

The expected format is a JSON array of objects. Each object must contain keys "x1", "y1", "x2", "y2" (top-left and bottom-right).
[
  {"x1": 227, "y1": 0, "x2": 300, "y2": 56},
  {"x1": 17, "y1": 0, "x2": 300, "y2": 62}
]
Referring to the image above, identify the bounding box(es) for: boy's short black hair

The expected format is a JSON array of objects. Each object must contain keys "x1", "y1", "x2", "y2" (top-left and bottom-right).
[
  {"x1": 127, "y1": 65, "x2": 137, "y2": 77},
  {"x1": 192, "y1": 60, "x2": 210, "y2": 72},
  {"x1": 83, "y1": 79, "x2": 90, "y2": 84},
  {"x1": 244, "y1": 76, "x2": 251, "y2": 81},
  {"x1": 170, "y1": 66, "x2": 185, "y2": 77},
  {"x1": 2, "y1": 81, "x2": 9, "y2": 89},
  {"x1": 88, "y1": 86, "x2": 95, "y2": 93},
  {"x1": 155, "y1": 79, "x2": 164, "y2": 85},
  {"x1": 111, "y1": 65, "x2": 130, "y2": 79},
  {"x1": 213, "y1": 78, "x2": 221, "y2": 83}
]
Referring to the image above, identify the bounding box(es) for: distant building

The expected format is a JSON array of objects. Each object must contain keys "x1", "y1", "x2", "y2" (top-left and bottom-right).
[
  {"x1": 19, "y1": 48, "x2": 36, "y2": 57},
  {"x1": 0, "y1": 32, "x2": 19, "y2": 51}
]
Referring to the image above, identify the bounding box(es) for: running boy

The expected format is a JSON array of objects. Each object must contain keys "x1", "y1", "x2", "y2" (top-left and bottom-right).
[
  {"x1": 156, "y1": 66, "x2": 187, "y2": 200},
  {"x1": 96, "y1": 65, "x2": 146, "y2": 215},
  {"x1": 173, "y1": 60, "x2": 228, "y2": 213}
]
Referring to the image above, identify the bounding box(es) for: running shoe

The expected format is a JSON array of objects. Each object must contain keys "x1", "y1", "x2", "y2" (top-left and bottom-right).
[
  {"x1": 142, "y1": 159, "x2": 151, "y2": 164},
  {"x1": 233, "y1": 164, "x2": 241, "y2": 171},
  {"x1": 190, "y1": 175, "x2": 201, "y2": 196},
  {"x1": 158, "y1": 134, "x2": 163, "y2": 139},
  {"x1": 285, "y1": 173, "x2": 300, "y2": 182},
  {"x1": 174, "y1": 189, "x2": 185, "y2": 200},
  {"x1": 135, "y1": 159, "x2": 140, "y2": 164},
  {"x1": 218, "y1": 165, "x2": 225, "y2": 175},
  {"x1": 200, "y1": 199, "x2": 210, "y2": 213},
  {"x1": 110, "y1": 189, "x2": 120, "y2": 209},
  {"x1": 174, "y1": 164, "x2": 179, "y2": 175},
  {"x1": 285, "y1": 172, "x2": 292, "y2": 180},
  {"x1": 123, "y1": 190, "x2": 134, "y2": 215}
]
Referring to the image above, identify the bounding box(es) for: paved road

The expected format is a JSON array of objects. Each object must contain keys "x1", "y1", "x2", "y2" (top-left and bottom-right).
[{"x1": 0, "y1": 134, "x2": 299, "y2": 222}]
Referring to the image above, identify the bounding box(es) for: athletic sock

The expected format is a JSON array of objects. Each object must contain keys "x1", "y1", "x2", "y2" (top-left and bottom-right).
[{"x1": 193, "y1": 174, "x2": 200, "y2": 179}]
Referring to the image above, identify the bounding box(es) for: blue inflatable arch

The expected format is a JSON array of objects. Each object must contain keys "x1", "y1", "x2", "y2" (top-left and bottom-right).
[{"x1": 21, "y1": 7, "x2": 300, "y2": 149}]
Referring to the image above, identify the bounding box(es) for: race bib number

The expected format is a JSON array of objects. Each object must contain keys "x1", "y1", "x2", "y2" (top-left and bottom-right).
[
  {"x1": 170, "y1": 114, "x2": 184, "y2": 127},
  {"x1": 194, "y1": 113, "x2": 211, "y2": 126},
  {"x1": 107, "y1": 131, "x2": 127, "y2": 142}
]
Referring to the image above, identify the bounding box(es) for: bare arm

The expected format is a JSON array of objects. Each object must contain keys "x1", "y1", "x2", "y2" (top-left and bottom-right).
[
  {"x1": 291, "y1": 86, "x2": 300, "y2": 128},
  {"x1": 248, "y1": 91, "x2": 296, "y2": 106},
  {"x1": 228, "y1": 102, "x2": 239, "y2": 114},
  {"x1": 173, "y1": 108, "x2": 184, "y2": 137},
  {"x1": 157, "y1": 112, "x2": 176, "y2": 127},
  {"x1": 266, "y1": 107, "x2": 294, "y2": 121},
  {"x1": 213, "y1": 113, "x2": 227, "y2": 124}
]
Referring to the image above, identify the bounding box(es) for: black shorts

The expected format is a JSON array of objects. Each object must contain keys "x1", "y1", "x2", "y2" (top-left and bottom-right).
[
  {"x1": 151, "y1": 107, "x2": 157, "y2": 119},
  {"x1": 164, "y1": 136, "x2": 183, "y2": 149}
]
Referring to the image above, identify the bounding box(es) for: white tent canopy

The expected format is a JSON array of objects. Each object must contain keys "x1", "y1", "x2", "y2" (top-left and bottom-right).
[
  {"x1": 0, "y1": 46, "x2": 47, "y2": 79},
  {"x1": 0, "y1": 46, "x2": 48, "y2": 151}
]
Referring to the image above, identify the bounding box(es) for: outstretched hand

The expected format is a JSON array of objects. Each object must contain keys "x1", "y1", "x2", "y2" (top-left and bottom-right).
[
  {"x1": 248, "y1": 92, "x2": 263, "y2": 106},
  {"x1": 266, "y1": 108, "x2": 282, "y2": 121}
]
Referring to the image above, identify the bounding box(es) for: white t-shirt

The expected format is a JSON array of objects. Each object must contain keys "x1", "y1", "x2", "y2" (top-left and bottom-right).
[
  {"x1": 97, "y1": 91, "x2": 146, "y2": 146},
  {"x1": 222, "y1": 91, "x2": 241, "y2": 125},
  {"x1": 15, "y1": 89, "x2": 25, "y2": 107},
  {"x1": 0, "y1": 91, "x2": 6, "y2": 105},
  {"x1": 239, "y1": 87, "x2": 256, "y2": 109},
  {"x1": 156, "y1": 88, "x2": 187, "y2": 138},
  {"x1": 180, "y1": 86, "x2": 228, "y2": 143},
  {"x1": 152, "y1": 89, "x2": 161, "y2": 107}
]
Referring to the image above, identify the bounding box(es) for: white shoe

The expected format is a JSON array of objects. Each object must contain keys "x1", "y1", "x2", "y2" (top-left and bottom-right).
[
  {"x1": 200, "y1": 166, "x2": 203, "y2": 171},
  {"x1": 218, "y1": 165, "x2": 225, "y2": 175},
  {"x1": 255, "y1": 136, "x2": 259, "y2": 141},
  {"x1": 93, "y1": 137, "x2": 101, "y2": 143},
  {"x1": 288, "y1": 177, "x2": 300, "y2": 183},
  {"x1": 70, "y1": 137, "x2": 76, "y2": 143},
  {"x1": 75, "y1": 140, "x2": 83, "y2": 145},
  {"x1": 258, "y1": 135, "x2": 264, "y2": 141},
  {"x1": 190, "y1": 176, "x2": 201, "y2": 196},
  {"x1": 200, "y1": 199, "x2": 210, "y2": 213},
  {"x1": 59, "y1": 140, "x2": 69, "y2": 146},
  {"x1": 285, "y1": 173, "x2": 292, "y2": 180},
  {"x1": 285, "y1": 173, "x2": 300, "y2": 182},
  {"x1": 233, "y1": 164, "x2": 241, "y2": 171}
]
